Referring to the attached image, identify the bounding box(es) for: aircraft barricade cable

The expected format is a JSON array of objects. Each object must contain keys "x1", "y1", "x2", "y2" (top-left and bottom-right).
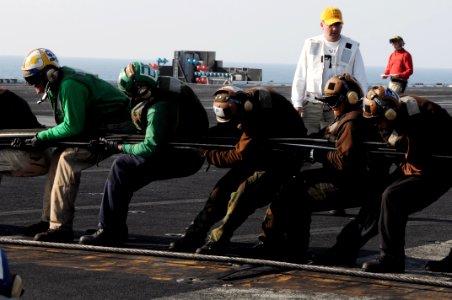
[{"x1": 0, "y1": 237, "x2": 451, "y2": 289}]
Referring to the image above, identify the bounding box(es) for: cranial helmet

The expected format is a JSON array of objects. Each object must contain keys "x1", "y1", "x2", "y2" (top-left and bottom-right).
[
  {"x1": 21, "y1": 48, "x2": 60, "y2": 85},
  {"x1": 318, "y1": 73, "x2": 363, "y2": 108},
  {"x1": 118, "y1": 61, "x2": 159, "y2": 98},
  {"x1": 212, "y1": 86, "x2": 247, "y2": 123},
  {"x1": 363, "y1": 86, "x2": 400, "y2": 120}
]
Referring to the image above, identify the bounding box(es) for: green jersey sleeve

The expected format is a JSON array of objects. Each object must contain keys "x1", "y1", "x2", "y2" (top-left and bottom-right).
[{"x1": 122, "y1": 100, "x2": 176, "y2": 157}]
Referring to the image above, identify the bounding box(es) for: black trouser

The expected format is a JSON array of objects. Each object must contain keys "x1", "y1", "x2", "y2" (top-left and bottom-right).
[
  {"x1": 259, "y1": 174, "x2": 312, "y2": 252},
  {"x1": 331, "y1": 167, "x2": 395, "y2": 257},
  {"x1": 379, "y1": 173, "x2": 452, "y2": 260},
  {"x1": 98, "y1": 148, "x2": 204, "y2": 231},
  {"x1": 260, "y1": 167, "x2": 374, "y2": 254}
]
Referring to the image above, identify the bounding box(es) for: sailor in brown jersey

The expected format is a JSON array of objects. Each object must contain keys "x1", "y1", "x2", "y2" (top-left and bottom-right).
[
  {"x1": 361, "y1": 86, "x2": 452, "y2": 273},
  {"x1": 257, "y1": 74, "x2": 389, "y2": 262},
  {"x1": 169, "y1": 85, "x2": 307, "y2": 255}
]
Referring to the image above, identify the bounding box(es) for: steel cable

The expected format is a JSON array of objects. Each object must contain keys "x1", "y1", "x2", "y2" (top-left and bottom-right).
[{"x1": 1, "y1": 237, "x2": 451, "y2": 289}]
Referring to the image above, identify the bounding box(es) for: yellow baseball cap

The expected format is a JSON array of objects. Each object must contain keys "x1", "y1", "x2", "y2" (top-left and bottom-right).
[{"x1": 321, "y1": 7, "x2": 343, "y2": 26}]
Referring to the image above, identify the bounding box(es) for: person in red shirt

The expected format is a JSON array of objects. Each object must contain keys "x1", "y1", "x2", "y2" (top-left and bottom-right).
[{"x1": 381, "y1": 35, "x2": 413, "y2": 94}]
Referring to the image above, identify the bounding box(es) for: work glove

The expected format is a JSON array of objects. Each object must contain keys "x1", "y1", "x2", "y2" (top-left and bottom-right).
[
  {"x1": 98, "y1": 138, "x2": 120, "y2": 154},
  {"x1": 25, "y1": 135, "x2": 41, "y2": 148},
  {"x1": 192, "y1": 147, "x2": 207, "y2": 159},
  {"x1": 306, "y1": 148, "x2": 328, "y2": 163},
  {"x1": 14, "y1": 135, "x2": 44, "y2": 149},
  {"x1": 11, "y1": 138, "x2": 26, "y2": 149}
]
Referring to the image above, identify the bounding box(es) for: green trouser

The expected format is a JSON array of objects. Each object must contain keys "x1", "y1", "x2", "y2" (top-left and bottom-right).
[
  {"x1": 184, "y1": 165, "x2": 254, "y2": 241},
  {"x1": 207, "y1": 170, "x2": 289, "y2": 244},
  {"x1": 185, "y1": 165, "x2": 293, "y2": 246}
]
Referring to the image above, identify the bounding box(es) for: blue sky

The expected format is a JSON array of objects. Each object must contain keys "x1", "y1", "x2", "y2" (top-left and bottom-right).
[{"x1": 2, "y1": 0, "x2": 450, "y2": 69}]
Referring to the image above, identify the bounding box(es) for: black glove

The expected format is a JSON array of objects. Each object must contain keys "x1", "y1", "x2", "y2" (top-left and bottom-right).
[
  {"x1": 24, "y1": 135, "x2": 42, "y2": 148},
  {"x1": 191, "y1": 147, "x2": 207, "y2": 158},
  {"x1": 98, "y1": 138, "x2": 120, "y2": 154},
  {"x1": 11, "y1": 138, "x2": 26, "y2": 149},
  {"x1": 308, "y1": 148, "x2": 328, "y2": 163}
]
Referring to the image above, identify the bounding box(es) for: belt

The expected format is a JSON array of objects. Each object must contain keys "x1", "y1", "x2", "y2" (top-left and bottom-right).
[{"x1": 391, "y1": 78, "x2": 408, "y2": 83}]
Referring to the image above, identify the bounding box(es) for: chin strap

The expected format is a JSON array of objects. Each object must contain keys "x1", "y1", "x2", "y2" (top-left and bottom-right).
[{"x1": 37, "y1": 82, "x2": 51, "y2": 104}]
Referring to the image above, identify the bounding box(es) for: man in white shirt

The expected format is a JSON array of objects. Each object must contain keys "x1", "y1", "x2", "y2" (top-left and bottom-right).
[{"x1": 291, "y1": 7, "x2": 368, "y2": 136}]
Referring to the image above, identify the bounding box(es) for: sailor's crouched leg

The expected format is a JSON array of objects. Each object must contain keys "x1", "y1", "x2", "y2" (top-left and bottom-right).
[{"x1": 0, "y1": 148, "x2": 51, "y2": 177}]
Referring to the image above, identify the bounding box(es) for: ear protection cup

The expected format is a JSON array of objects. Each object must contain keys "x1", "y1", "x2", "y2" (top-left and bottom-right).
[
  {"x1": 242, "y1": 91, "x2": 254, "y2": 112},
  {"x1": 242, "y1": 88, "x2": 273, "y2": 112},
  {"x1": 346, "y1": 90, "x2": 359, "y2": 104},
  {"x1": 366, "y1": 87, "x2": 397, "y2": 120},
  {"x1": 46, "y1": 68, "x2": 59, "y2": 82},
  {"x1": 137, "y1": 86, "x2": 152, "y2": 99},
  {"x1": 337, "y1": 75, "x2": 359, "y2": 104},
  {"x1": 384, "y1": 108, "x2": 397, "y2": 121},
  {"x1": 243, "y1": 100, "x2": 253, "y2": 112}
]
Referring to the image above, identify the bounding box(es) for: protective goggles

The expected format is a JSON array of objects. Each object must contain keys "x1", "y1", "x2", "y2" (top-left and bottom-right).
[
  {"x1": 318, "y1": 95, "x2": 342, "y2": 108},
  {"x1": 24, "y1": 74, "x2": 43, "y2": 86},
  {"x1": 212, "y1": 96, "x2": 243, "y2": 122}
]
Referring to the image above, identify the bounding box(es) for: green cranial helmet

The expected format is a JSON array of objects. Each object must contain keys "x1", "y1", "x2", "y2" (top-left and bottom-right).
[{"x1": 118, "y1": 61, "x2": 159, "y2": 97}]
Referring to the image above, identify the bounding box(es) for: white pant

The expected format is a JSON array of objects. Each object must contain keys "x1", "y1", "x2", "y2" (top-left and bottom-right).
[
  {"x1": 0, "y1": 149, "x2": 50, "y2": 178},
  {"x1": 389, "y1": 80, "x2": 406, "y2": 94}
]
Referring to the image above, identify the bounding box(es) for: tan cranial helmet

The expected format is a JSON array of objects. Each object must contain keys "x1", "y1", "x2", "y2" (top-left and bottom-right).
[
  {"x1": 363, "y1": 86, "x2": 400, "y2": 120},
  {"x1": 320, "y1": 73, "x2": 363, "y2": 108},
  {"x1": 212, "y1": 86, "x2": 247, "y2": 123}
]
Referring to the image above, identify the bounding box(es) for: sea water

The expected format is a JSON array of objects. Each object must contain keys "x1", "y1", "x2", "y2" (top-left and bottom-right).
[{"x1": 1, "y1": 55, "x2": 451, "y2": 86}]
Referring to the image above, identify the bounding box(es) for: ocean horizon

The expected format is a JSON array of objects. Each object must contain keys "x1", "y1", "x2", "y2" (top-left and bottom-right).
[{"x1": 1, "y1": 55, "x2": 452, "y2": 86}]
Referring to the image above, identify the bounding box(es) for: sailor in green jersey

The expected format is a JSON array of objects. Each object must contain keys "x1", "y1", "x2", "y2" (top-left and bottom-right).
[
  {"x1": 36, "y1": 66, "x2": 133, "y2": 141},
  {"x1": 21, "y1": 48, "x2": 135, "y2": 242},
  {"x1": 79, "y1": 61, "x2": 208, "y2": 246}
]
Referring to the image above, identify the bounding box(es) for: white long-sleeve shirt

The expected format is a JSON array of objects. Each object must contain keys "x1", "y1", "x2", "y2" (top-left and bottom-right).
[{"x1": 291, "y1": 34, "x2": 368, "y2": 108}]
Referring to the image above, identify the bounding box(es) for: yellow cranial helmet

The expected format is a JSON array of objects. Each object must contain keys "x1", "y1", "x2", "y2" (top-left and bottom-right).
[{"x1": 21, "y1": 48, "x2": 60, "y2": 78}]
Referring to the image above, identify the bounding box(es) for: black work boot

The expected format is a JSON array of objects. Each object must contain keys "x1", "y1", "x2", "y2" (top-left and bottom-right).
[
  {"x1": 244, "y1": 241, "x2": 280, "y2": 259},
  {"x1": 168, "y1": 233, "x2": 206, "y2": 253},
  {"x1": 329, "y1": 209, "x2": 346, "y2": 216},
  {"x1": 425, "y1": 251, "x2": 452, "y2": 273},
  {"x1": 23, "y1": 221, "x2": 49, "y2": 237},
  {"x1": 362, "y1": 256, "x2": 405, "y2": 273},
  {"x1": 244, "y1": 240, "x2": 308, "y2": 263},
  {"x1": 196, "y1": 239, "x2": 230, "y2": 255},
  {"x1": 311, "y1": 245, "x2": 358, "y2": 267},
  {"x1": 34, "y1": 228, "x2": 74, "y2": 243},
  {"x1": 79, "y1": 228, "x2": 127, "y2": 246}
]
